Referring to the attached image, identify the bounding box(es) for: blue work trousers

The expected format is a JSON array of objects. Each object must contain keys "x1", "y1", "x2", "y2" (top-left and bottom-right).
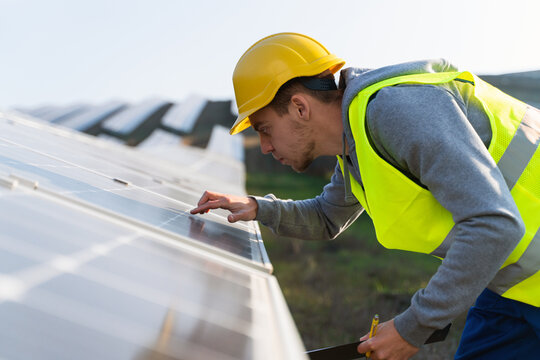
[{"x1": 455, "y1": 288, "x2": 540, "y2": 359}]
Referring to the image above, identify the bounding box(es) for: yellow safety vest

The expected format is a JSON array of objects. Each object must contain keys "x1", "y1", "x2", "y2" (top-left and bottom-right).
[{"x1": 338, "y1": 71, "x2": 540, "y2": 306}]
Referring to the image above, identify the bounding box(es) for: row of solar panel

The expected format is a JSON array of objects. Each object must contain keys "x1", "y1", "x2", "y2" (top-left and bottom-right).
[
  {"x1": 0, "y1": 111, "x2": 308, "y2": 360},
  {"x1": 16, "y1": 95, "x2": 206, "y2": 135},
  {"x1": 15, "y1": 95, "x2": 242, "y2": 163}
]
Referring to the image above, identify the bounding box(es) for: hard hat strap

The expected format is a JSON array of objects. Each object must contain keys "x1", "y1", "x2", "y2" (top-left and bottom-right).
[{"x1": 300, "y1": 78, "x2": 338, "y2": 91}]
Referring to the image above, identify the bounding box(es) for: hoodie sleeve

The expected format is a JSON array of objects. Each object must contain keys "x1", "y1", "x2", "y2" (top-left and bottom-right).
[
  {"x1": 365, "y1": 84, "x2": 525, "y2": 346},
  {"x1": 252, "y1": 163, "x2": 364, "y2": 240}
]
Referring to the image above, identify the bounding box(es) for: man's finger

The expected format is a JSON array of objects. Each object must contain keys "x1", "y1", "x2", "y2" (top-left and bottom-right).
[
  {"x1": 190, "y1": 207, "x2": 210, "y2": 215},
  {"x1": 227, "y1": 210, "x2": 246, "y2": 223},
  {"x1": 228, "y1": 208, "x2": 253, "y2": 223},
  {"x1": 190, "y1": 204, "x2": 206, "y2": 214},
  {"x1": 190, "y1": 199, "x2": 224, "y2": 214},
  {"x1": 356, "y1": 338, "x2": 374, "y2": 355},
  {"x1": 197, "y1": 190, "x2": 217, "y2": 206}
]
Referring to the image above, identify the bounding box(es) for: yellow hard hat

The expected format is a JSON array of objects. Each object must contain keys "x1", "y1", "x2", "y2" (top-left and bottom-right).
[{"x1": 230, "y1": 32, "x2": 345, "y2": 135}]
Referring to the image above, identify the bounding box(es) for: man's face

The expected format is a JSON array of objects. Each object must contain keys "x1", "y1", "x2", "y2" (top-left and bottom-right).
[{"x1": 250, "y1": 106, "x2": 316, "y2": 172}]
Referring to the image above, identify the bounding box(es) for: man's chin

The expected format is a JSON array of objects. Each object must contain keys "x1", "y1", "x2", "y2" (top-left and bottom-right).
[{"x1": 291, "y1": 160, "x2": 313, "y2": 173}]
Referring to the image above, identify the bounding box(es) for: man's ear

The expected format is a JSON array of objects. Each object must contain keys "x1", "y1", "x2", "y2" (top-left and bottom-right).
[{"x1": 290, "y1": 94, "x2": 310, "y2": 121}]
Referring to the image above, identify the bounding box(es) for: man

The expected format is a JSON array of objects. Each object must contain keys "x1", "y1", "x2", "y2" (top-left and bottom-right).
[{"x1": 190, "y1": 33, "x2": 540, "y2": 359}]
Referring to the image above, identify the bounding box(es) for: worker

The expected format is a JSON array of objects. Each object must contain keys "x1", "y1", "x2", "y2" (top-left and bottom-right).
[{"x1": 190, "y1": 33, "x2": 540, "y2": 359}]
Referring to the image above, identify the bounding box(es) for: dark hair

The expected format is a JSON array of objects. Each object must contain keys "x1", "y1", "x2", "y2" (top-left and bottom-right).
[{"x1": 268, "y1": 74, "x2": 343, "y2": 116}]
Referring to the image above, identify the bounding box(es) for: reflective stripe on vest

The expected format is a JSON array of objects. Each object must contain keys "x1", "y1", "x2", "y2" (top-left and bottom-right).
[
  {"x1": 339, "y1": 71, "x2": 540, "y2": 306},
  {"x1": 498, "y1": 109, "x2": 540, "y2": 189}
]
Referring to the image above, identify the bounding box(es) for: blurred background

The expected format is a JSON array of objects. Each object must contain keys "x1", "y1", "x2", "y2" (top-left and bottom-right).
[{"x1": 2, "y1": 0, "x2": 540, "y2": 358}]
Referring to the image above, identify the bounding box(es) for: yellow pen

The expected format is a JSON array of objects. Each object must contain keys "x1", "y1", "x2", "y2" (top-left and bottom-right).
[{"x1": 366, "y1": 314, "x2": 379, "y2": 358}]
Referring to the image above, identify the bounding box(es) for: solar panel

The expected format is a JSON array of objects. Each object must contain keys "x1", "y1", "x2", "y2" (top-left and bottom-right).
[
  {"x1": 58, "y1": 101, "x2": 126, "y2": 132},
  {"x1": 0, "y1": 184, "x2": 304, "y2": 359},
  {"x1": 141, "y1": 142, "x2": 246, "y2": 189},
  {"x1": 15, "y1": 104, "x2": 91, "y2": 124},
  {"x1": 15, "y1": 105, "x2": 60, "y2": 119},
  {"x1": 138, "y1": 129, "x2": 182, "y2": 149},
  {"x1": 207, "y1": 125, "x2": 245, "y2": 162},
  {"x1": 102, "y1": 99, "x2": 171, "y2": 136},
  {"x1": 0, "y1": 120, "x2": 265, "y2": 267},
  {"x1": 0, "y1": 111, "x2": 307, "y2": 359},
  {"x1": 161, "y1": 95, "x2": 207, "y2": 134},
  {"x1": 41, "y1": 103, "x2": 92, "y2": 123},
  {"x1": 97, "y1": 133, "x2": 127, "y2": 145}
]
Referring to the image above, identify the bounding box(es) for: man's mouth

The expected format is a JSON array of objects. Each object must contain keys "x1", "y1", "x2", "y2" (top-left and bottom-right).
[{"x1": 272, "y1": 153, "x2": 287, "y2": 165}]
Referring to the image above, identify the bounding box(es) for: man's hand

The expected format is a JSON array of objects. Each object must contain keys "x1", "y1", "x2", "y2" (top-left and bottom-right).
[
  {"x1": 357, "y1": 319, "x2": 419, "y2": 360},
  {"x1": 190, "y1": 191, "x2": 258, "y2": 223}
]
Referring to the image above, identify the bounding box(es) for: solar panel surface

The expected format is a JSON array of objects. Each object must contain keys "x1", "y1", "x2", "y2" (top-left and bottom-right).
[{"x1": 0, "y1": 112, "x2": 307, "y2": 360}]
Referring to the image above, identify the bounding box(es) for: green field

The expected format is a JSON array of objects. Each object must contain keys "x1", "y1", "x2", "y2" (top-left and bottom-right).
[{"x1": 246, "y1": 171, "x2": 466, "y2": 359}]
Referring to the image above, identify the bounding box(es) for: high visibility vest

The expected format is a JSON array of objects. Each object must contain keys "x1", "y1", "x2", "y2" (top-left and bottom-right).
[{"x1": 338, "y1": 71, "x2": 540, "y2": 306}]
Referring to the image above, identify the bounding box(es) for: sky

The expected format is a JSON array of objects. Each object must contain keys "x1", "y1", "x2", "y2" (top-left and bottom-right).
[{"x1": 1, "y1": 0, "x2": 539, "y2": 109}]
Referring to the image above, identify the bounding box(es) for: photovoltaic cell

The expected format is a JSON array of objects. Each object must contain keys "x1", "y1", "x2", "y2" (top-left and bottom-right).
[{"x1": 0, "y1": 249, "x2": 40, "y2": 273}]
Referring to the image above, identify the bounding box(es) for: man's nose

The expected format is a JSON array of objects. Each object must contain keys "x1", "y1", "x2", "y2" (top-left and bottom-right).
[{"x1": 259, "y1": 135, "x2": 274, "y2": 155}]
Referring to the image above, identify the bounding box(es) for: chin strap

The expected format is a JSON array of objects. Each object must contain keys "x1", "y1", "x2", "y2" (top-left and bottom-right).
[
  {"x1": 301, "y1": 78, "x2": 338, "y2": 91},
  {"x1": 342, "y1": 132, "x2": 355, "y2": 201}
]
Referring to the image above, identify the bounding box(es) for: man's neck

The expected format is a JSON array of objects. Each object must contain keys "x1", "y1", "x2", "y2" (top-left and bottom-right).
[{"x1": 312, "y1": 99, "x2": 344, "y2": 157}]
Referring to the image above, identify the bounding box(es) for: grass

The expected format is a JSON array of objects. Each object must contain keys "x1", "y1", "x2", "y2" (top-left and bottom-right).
[{"x1": 246, "y1": 170, "x2": 466, "y2": 359}]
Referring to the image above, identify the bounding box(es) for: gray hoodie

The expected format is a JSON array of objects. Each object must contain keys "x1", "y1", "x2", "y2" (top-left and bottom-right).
[{"x1": 253, "y1": 59, "x2": 525, "y2": 347}]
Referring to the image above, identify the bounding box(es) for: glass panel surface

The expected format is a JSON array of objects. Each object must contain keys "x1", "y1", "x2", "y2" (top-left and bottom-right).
[
  {"x1": 0, "y1": 114, "x2": 305, "y2": 360},
  {"x1": 0, "y1": 189, "x2": 264, "y2": 360}
]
